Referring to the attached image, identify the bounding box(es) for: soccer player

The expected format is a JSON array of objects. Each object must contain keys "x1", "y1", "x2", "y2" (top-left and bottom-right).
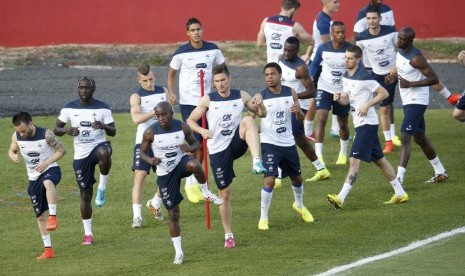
[
  {"x1": 258, "y1": 62, "x2": 314, "y2": 231},
  {"x1": 8, "y1": 111, "x2": 66, "y2": 259},
  {"x1": 278, "y1": 36, "x2": 330, "y2": 183},
  {"x1": 139, "y1": 101, "x2": 222, "y2": 264},
  {"x1": 54, "y1": 76, "x2": 116, "y2": 245},
  {"x1": 309, "y1": 21, "x2": 353, "y2": 166},
  {"x1": 308, "y1": 0, "x2": 341, "y2": 141},
  {"x1": 355, "y1": 7, "x2": 399, "y2": 153},
  {"x1": 327, "y1": 46, "x2": 408, "y2": 209},
  {"x1": 385, "y1": 27, "x2": 449, "y2": 184},
  {"x1": 256, "y1": 0, "x2": 314, "y2": 63},
  {"x1": 129, "y1": 65, "x2": 167, "y2": 228},
  {"x1": 453, "y1": 50, "x2": 465, "y2": 122},
  {"x1": 187, "y1": 64, "x2": 267, "y2": 248},
  {"x1": 167, "y1": 17, "x2": 225, "y2": 203}
]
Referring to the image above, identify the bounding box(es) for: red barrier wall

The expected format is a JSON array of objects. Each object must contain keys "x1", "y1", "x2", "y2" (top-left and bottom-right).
[{"x1": 1, "y1": 0, "x2": 464, "y2": 47}]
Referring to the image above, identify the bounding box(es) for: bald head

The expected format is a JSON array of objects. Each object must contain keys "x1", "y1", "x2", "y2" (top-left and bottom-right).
[
  {"x1": 399, "y1": 26, "x2": 416, "y2": 40},
  {"x1": 155, "y1": 101, "x2": 174, "y2": 113}
]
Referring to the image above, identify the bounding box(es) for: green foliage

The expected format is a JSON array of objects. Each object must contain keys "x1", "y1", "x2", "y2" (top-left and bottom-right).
[
  {"x1": 1, "y1": 110, "x2": 464, "y2": 275},
  {"x1": 415, "y1": 39, "x2": 465, "y2": 59}
]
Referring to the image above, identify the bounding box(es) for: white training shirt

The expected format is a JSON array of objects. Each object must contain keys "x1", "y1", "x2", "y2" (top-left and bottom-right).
[
  {"x1": 206, "y1": 89, "x2": 244, "y2": 154},
  {"x1": 134, "y1": 86, "x2": 166, "y2": 144},
  {"x1": 343, "y1": 67, "x2": 380, "y2": 128},
  {"x1": 279, "y1": 55, "x2": 309, "y2": 110},
  {"x1": 263, "y1": 15, "x2": 295, "y2": 63},
  {"x1": 396, "y1": 47, "x2": 429, "y2": 106},
  {"x1": 169, "y1": 41, "x2": 225, "y2": 106},
  {"x1": 58, "y1": 99, "x2": 114, "y2": 160}
]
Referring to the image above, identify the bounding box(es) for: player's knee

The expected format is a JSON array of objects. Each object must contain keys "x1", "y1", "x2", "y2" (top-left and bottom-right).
[{"x1": 97, "y1": 147, "x2": 111, "y2": 160}]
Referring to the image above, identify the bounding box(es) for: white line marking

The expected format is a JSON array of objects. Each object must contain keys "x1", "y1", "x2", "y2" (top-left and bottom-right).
[
  {"x1": 71, "y1": 65, "x2": 112, "y2": 70},
  {"x1": 314, "y1": 226, "x2": 465, "y2": 276}
]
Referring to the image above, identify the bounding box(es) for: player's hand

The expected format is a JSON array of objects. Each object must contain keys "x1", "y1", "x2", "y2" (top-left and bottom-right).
[
  {"x1": 92, "y1": 117, "x2": 106, "y2": 130},
  {"x1": 9, "y1": 153, "x2": 20, "y2": 163},
  {"x1": 385, "y1": 72, "x2": 396, "y2": 84},
  {"x1": 67, "y1": 127, "x2": 80, "y2": 136},
  {"x1": 169, "y1": 93, "x2": 177, "y2": 105},
  {"x1": 290, "y1": 103, "x2": 301, "y2": 114},
  {"x1": 179, "y1": 143, "x2": 190, "y2": 153},
  {"x1": 458, "y1": 50, "x2": 465, "y2": 60},
  {"x1": 333, "y1": 92, "x2": 341, "y2": 101},
  {"x1": 150, "y1": 157, "x2": 161, "y2": 166},
  {"x1": 398, "y1": 76, "x2": 412, "y2": 88},
  {"x1": 251, "y1": 93, "x2": 263, "y2": 106},
  {"x1": 357, "y1": 103, "x2": 370, "y2": 117},
  {"x1": 35, "y1": 161, "x2": 49, "y2": 173},
  {"x1": 199, "y1": 129, "x2": 212, "y2": 139}
]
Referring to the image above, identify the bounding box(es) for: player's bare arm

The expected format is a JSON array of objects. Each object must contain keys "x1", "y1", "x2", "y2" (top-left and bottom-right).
[
  {"x1": 293, "y1": 22, "x2": 315, "y2": 62},
  {"x1": 34, "y1": 129, "x2": 66, "y2": 173},
  {"x1": 8, "y1": 132, "x2": 20, "y2": 163},
  {"x1": 186, "y1": 95, "x2": 212, "y2": 139},
  {"x1": 92, "y1": 121, "x2": 116, "y2": 137},
  {"x1": 167, "y1": 68, "x2": 178, "y2": 104},
  {"x1": 333, "y1": 91, "x2": 349, "y2": 106},
  {"x1": 54, "y1": 120, "x2": 79, "y2": 137},
  {"x1": 130, "y1": 93, "x2": 155, "y2": 125},
  {"x1": 140, "y1": 127, "x2": 160, "y2": 166},
  {"x1": 291, "y1": 89, "x2": 305, "y2": 121},
  {"x1": 358, "y1": 87, "x2": 388, "y2": 117},
  {"x1": 256, "y1": 18, "x2": 268, "y2": 48},
  {"x1": 181, "y1": 123, "x2": 199, "y2": 153},
  {"x1": 458, "y1": 50, "x2": 465, "y2": 67},
  {"x1": 399, "y1": 55, "x2": 439, "y2": 88},
  {"x1": 242, "y1": 90, "x2": 266, "y2": 118},
  {"x1": 296, "y1": 64, "x2": 316, "y2": 99}
]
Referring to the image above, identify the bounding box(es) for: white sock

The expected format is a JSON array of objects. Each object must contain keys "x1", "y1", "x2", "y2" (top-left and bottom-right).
[
  {"x1": 260, "y1": 188, "x2": 273, "y2": 219},
  {"x1": 277, "y1": 167, "x2": 282, "y2": 179},
  {"x1": 198, "y1": 182, "x2": 209, "y2": 196},
  {"x1": 42, "y1": 234, "x2": 52, "y2": 248},
  {"x1": 225, "y1": 233, "x2": 234, "y2": 240},
  {"x1": 338, "y1": 183, "x2": 352, "y2": 202},
  {"x1": 253, "y1": 157, "x2": 261, "y2": 165},
  {"x1": 151, "y1": 193, "x2": 163, "y2": 209},
  {"x1": 185, "y1": 175, "x2": 193, "y2": 188},
  {"x1": 82, "y1": 218, "x2": 92, "y2": 236},
  {"x1": 171, "y1": 236, "x2": 183, "y2": 255},
  {"x1": 312, "y1": 159, "x2": 325, "y2": 171},
  {"x1": 304, "y1": 120, "x2": 314, "y2": 136},
  {"x1": 397, "y1": 166, "x2": 406, "y2": 184},
  {"x1": 331, "y1": 114, "x2": 340, "y2": 132},
  {"x1": 291, "y1": 184, "x2": 303, "y2": 209},
  {"x1": 315, "y1": 143, "x2": 323, "y2": 157},
  {"x1": 133, "y1": 204, "x2": 142, "y2": 219},
  {"x1": 383, "y1": 130, "x2": 392, "y2": 142},
  {"x1": 339, "y1": 139, "x2": 349, "y2": 155},
  {"x1": 429, "y1": 156, "x2": 446, "y2": 175},
  {"x1": 390, "y1": 178, "x2": 406, "y2": 197},
  {"x1": 98, "y1": 174, "x2": 108, "y2": 190},
  {"x1": 390, "y1": 124, "x2": 396, "y2": 137},
  {"x1": 438, "y1": 87, "x2": 451, "y2": 99},
  {"x1": 48, "y1": 204, "x2": 57, "y2": 216}
]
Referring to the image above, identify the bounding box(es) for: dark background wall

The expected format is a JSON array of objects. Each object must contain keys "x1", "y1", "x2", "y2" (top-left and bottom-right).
[{"x1": 1, "y1": 0, "x2": 464, "y2": 47}]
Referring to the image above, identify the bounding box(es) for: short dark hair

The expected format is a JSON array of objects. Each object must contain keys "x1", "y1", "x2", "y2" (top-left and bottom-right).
[
  {"x1": 366, "y1": 5, "x2": 381, "y2": 16},
  {"x1": 212, "y1": 64, "x2": 230, "y2": 77},
  {"x1": 12, "y1": 111, "x2": 32, "y2": 126},
  {"x1": 138, "y1": 64, "x2": 151, "y2": 75},
  {"x1": 186, "y1": 18, "x2": 202, "y2": 30},
  {"x1": 285, "y1": 36, "x2": 300, "y2": 49},
  {"x1": 332, "y1": 21, "x2": 345, "y2": 29},
  {"x1": 264, "y1": 62, "x2": 282, "y2": 74},
  {"x1": 347, "y1": 45, "x2": 363, "y2": 58},
  {"x1": 78, "y1": 76, "x2": 96, "y2": 92},
  {"x1": 282, "y1": 0, "x2": 300, "y2": 10}
]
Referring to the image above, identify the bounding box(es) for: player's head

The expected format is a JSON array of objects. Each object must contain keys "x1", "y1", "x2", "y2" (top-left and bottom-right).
[
  {"x1": 12, "y1": 111, "x2": 35, "y2": 138},
  {"x1": 138, "y1": 64, "x2": 155, "y2": 91},
  {"x1": 366, "y1": 6, "x2": 381, "y2": 29},
  {"x1": 263, "y1": 62, "x2": 282, "y2": 88},
  {"x1": 283, "y1": 36, "x2": 300, "y2": 62},
  {"x1": 186, "y1": 18, "x2": 203, "y2": 43},
  {"x1": 154, "y1": 101, "x2": 174, "y2": 129},
  {"x1": 281, "y1": 0, "x2": 300, "y2": 18},
  {"x1": 321, "y1": 0, "x2": 340, "y2": 13},
  {"x1": 370, "y1": 0, "x2": 383, "y2": 7},
  {"x1": 398, "y1": 27, "x2": 415, "y2": 50},
  {"x1": 345, "y1": 45, "x2": 362, "y2": 70},
  {"x1": 77, "y1": 76, "x2": 96, "y2": 103},
  {"x1": 212, "y1": 64, "x2": 231, "y2": 93},
  {"x1": 331, "y1": 21, "x2": 346, "y2": 43}
]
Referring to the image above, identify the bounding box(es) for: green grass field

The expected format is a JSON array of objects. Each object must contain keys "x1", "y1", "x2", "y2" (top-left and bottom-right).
[{"x1": 1, "y1": 110, "x2": 464, "y2": 276}]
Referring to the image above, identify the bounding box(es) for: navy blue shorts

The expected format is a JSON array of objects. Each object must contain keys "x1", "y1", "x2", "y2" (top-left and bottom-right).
[
  {"x1": 373, "y1": 72, "x2": 397, "y2": 106},
  {"x1": 157, "y1": 155, "x2": 194, "y2": 210},
  {"x1": 315, "y1": 90, "x2": 350, "y2": 117},
  {"x1": 28, "y1": 166, "x2": 61, "y2": 217},
  {"x1": 261, "y1": 143, "x2": 301, "y2": 178},
  {"x1": 73, "y1": 141, "x2": 112, "y2": 191},
  {"x1": 209, "y1": 128, "x2": 248, "y2": 189},
  {"x1": 292, "y1": 108, "x2": 308, "y2": 137},
  {"x1": 180, "y1": 104, "x2": 204, "y2": 141},
  {"x1": 132, "y1": 144, "x2": 155, "y2": 173},
  {"x1": 401, "y1": 105, "x2": 427, "y2": 135},
  {"x1": 350, "y1": 124, "x2": 383, "y2": 163},
  {"x1": 456, "y1": 91, "x2": 465, "y2": 110}
]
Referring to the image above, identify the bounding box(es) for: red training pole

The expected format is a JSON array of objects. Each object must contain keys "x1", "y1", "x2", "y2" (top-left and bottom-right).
[{"x1": 199, "y1": 69, "x2": 211, "y2": 230}]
